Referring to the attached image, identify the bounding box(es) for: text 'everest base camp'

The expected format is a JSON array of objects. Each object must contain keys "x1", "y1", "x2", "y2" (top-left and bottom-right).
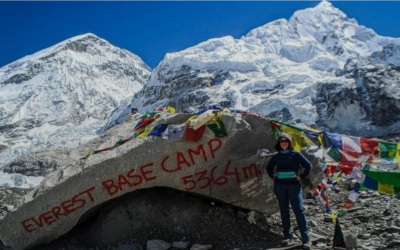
[
  {"x1": 1, "y1": 1, "x2": 400, "y2": 250},
  {"x1": 0, "y1": 111, "x2": 323, "y2": 250}
]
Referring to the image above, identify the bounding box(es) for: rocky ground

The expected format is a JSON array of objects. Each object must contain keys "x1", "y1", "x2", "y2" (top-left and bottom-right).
[
  {"x1": 0, "y1": 187, "x2": 29, "y2": 220},
  {"x1": 1, "y1": 180, "x2": 400, "y2": 250}
]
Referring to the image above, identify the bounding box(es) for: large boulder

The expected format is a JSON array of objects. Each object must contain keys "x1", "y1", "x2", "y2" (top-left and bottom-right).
[{"x1": 0, "y1": 112, "x2": 322, "y2": 250}]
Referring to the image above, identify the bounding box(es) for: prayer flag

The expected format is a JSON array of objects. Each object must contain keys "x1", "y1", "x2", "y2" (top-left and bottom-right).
[
  {"x1": 360, "y1": 137, "x2": 380, "y2": 156},
  {"x1": 378, "y1": 182, "x2": 395, "y2": 195},
  {"x1": 148, "y1": 124, "x2": 168, "y2": 137},
  {"x1": 207, "y1": 120, "x2": 227, "y2": 138},
  {"x1": 167, "y1": 106, "x2": 175, "y2": 114},
  {"x1": 282, "y1": 125, "x2": 304, "y2": 151},
  {"x1": 184, "y1": 125, "x2": 206, "y2": 142},
  {"x1": 303, "y1": 129, "x2": 322, "y2": 146},
  {"x1": 323, "y1": 132, "x2": 342, "y2": 149},
  {"x1": 333, "y1": 218, "x2": 346, "y2": 248},
  {"x1": 348, "y1": 168, "x2": 363, "y2": 181},
  {"x1": 362, "y1": 175, "x2": 378, "y2": 191},
  {"x1": 363, "y1": 170, "x2": 400, "y2": 187},
  {"x1": 379, "y1": 141, "x2": 397, "y2": 160},
  {"x1": 163, "y1": 124, "x2": 186, "y2": 141},
  {"x1": 137, "y1": 127, "x2": 154, "y2": 139}
]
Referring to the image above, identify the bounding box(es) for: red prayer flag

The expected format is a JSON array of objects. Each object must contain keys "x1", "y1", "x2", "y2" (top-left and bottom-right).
[
  {"x1": 360, "y1": 138, "x2": 379, "y2": 156},
  {"x1": 184, "y1": 125, "x2": 206, "y2": 142}
]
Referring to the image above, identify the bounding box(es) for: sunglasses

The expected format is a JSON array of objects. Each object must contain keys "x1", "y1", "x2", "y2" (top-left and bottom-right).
[{"x1": 280, "y1": 140, "x2": 289, "y2": 143}]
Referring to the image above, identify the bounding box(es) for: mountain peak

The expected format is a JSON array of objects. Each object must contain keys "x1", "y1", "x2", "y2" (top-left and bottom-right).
[
  {"x1": 0, "y1": 33, "x2": 108, "y2": 69},
  {"x1": 289, "y1": 0, "x2": 348, "y2": 24},
  {"x1": 65, "y1": 33, "x2": 101, "y2": 44},
  {"x1": 71, "y1": 32, "x2": 98, "y2": 39},
  {"x1": 0, "y1": 32, "x2": 151, "y2": 168},
  {"x1": 315, "y1": 0, "x2": 334, "y2": 9}
]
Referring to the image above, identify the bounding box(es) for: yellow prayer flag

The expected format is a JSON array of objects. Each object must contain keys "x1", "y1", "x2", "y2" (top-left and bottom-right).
[
  {"x1": 185, "y1": 115, "x2": 198, "y2": 126},
  {"x1": 331, "y1": 211, "x2": 337, "y2": 224},
  {"x1": 167, "y1": 106, "x2": 175, "y2": 114},
  {"x1": 137, "y1": 126, "x2": 154, "y2": 139},
  {"x1": 282, "y1": 125, "x2": 302, "y2": 151},
  {"x1": 85, "y1": 151, "x2": 94, "y2": 159},
  {"x1": 396, "y1": 143, "x2": 400, "y2": 163},
  {"x1": 378, "y1": 182, "x2": 395, "y2": 195},
  {"x1": 318, "y1": 133, "x2": 327, "y2": 149}
]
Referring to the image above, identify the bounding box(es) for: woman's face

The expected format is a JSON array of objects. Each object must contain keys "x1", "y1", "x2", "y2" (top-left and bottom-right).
[{"x1": 280, "y1": 138, "x2": 290, "y2": 150}]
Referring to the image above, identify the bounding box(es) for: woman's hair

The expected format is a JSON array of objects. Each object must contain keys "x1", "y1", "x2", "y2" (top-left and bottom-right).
[{"x1": 274, "y1": 136, "x2": 294, "y2": 151}]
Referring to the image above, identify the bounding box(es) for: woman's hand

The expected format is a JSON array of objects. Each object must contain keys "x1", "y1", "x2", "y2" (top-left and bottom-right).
[{"x1": 296, "y1": 175, "x2": 301, "y2": 181}]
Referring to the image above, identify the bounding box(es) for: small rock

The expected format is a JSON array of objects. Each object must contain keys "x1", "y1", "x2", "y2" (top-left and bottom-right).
[
  {"x1": 146, "y1": 239, "x2": 172, "y2": 250},
  {"x1": 345, "y1": 234, "x2": 357, "y2": 249},
  {"x1": 310, "y1": 220, "x2": 318, "y2": 227},
  {"x1": 396, "y1": 217, "x2": 400, "y2": 227},
  {"x1": 324, "y1": 215, "x2": 333, "y2": 223},
  {"x1": 383, "y1": 209, "x2": 391, "y2": 216},
  {"x1": 358, "y1": 233, "x2": 371, "y2": 240},
  {"x1": 371, "y1": 229, "x2": 382, "y2": 235},
  {"x1": 372, "y1": 191, "x2": 380, "y2": 197},
  {"x1": 387, "y1": 240, "x2": 400, "y2": 248},
  {"x1": 359, "y1": 245, "x2": 375, "y2": 250},
  {"x1": 173, "y1": 241, "x2": 190, "y2": 249},
  {"x1": 386, "y1": 225, "x2": 400, "y2": 233},
  {"x1": 310, "y1": 232, "x2": 327, "y2": 244},
  {"x1": 246, "y1": 211, "x2": 270, "y2": 231},
  {"x1": 190, "y1": 244, "x2": 212, "y2": 250}
]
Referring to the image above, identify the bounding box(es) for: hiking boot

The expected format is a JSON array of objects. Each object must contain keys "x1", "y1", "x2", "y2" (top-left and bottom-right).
[
  {"x1": 281, "y1": 238, "x2": 292, "y2": 246},
  {"x1": 302, "y1": 241, "x2": 311, "y2": 250}
]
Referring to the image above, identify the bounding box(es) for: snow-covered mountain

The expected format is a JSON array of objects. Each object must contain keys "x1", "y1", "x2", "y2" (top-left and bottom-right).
[
  {"x1": 2, "y1": 1, "x2": 400, "y2": 183},
  {"x1": 0, "y1": 33, "x2": 151, "y2": 168},
  {"x1": 126, "y1": 1, "x2": 400, "y2": 136}
]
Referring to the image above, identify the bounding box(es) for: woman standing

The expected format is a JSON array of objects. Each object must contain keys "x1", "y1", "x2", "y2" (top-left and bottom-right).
[{"x1": 266, "y1": 133, "x2": 312, "y2": 250}]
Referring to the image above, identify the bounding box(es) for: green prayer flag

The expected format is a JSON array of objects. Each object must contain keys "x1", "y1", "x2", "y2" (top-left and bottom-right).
[
  {"x1": 272, "y1": 127, "x2": 280, "y2": 137},
  {"x1": 379, "y1": 141, "x2": 397, "y2": 159},
  {"x1": 207, "y1": 121, "x2": 227, "y2": 138},
  {"x1": 328, "y1": 147, "x2": 341, "y2": 162},
  {"x1": 337, "y1": 209, "x2": 347, "y2": 217},
  {"x1": 362, "y1": 170, "x2": 400, "y2": 187}
]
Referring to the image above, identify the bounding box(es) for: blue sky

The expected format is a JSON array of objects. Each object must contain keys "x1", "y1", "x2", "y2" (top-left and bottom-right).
[{"x1": 1, "y1": 1, "x2": 400, "y2": 69}]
